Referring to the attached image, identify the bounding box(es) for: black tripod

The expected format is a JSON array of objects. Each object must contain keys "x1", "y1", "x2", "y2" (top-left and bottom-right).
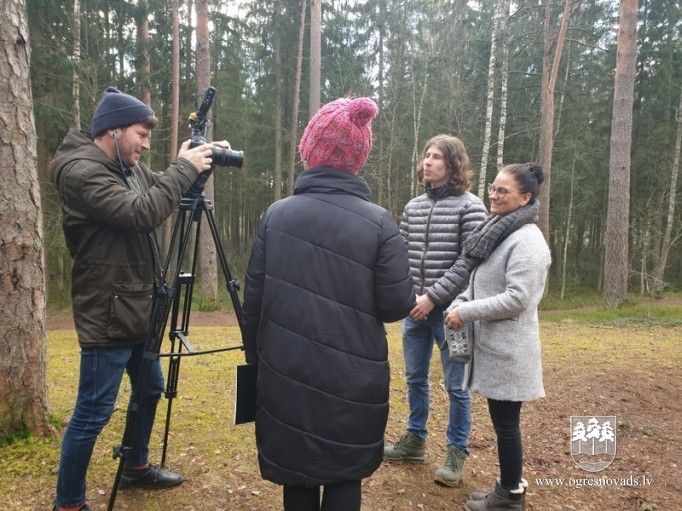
[{"x1": 107, "y1": 177, "x2": 245, "y2": 511}]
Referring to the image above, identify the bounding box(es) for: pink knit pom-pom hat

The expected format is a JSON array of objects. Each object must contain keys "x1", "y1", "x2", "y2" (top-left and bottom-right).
[{"x1": 299, "y1": 97, "x2": 379, "y2": 175}]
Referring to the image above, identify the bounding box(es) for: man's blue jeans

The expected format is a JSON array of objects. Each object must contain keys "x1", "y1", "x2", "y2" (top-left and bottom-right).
[
  {"x1": 402, "y1": 307, "x2": 471, "y2": 453},
  {"x1": 56, "y1": 343, "x2": 165, "y2": 508}
]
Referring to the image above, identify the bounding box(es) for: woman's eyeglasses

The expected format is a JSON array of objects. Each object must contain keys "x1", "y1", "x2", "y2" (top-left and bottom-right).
[{"x1": 487, "y1": 183, "x2": 521, "y2": 198}]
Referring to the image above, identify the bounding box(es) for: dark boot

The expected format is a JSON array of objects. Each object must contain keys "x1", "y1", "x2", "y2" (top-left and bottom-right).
[
  {"x1": 434, "y1": 444, "x2": 467, "y2": 486},
  {"x1": 383, "y1": 431, "x2": 425, "y2": 462},
  {"x1": 470, "y1": 478, "x2": 528, "y2": 501},
  {"x1": 464, "y1": 480, "x2": 525, "y2": 511}
]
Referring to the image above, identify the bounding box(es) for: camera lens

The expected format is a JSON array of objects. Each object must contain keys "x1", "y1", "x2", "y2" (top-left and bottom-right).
[{"x1": 212, "y1": 147, "x2": 244, "y2": 168}]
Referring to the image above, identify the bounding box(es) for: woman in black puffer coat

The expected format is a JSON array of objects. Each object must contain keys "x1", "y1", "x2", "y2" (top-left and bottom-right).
[{"x1": 242, "y1": 97, "x2": 415, "y2": 511}]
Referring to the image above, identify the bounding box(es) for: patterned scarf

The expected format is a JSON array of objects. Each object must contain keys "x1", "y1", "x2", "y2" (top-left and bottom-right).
[{"x1": 463, "y1": 201, "x2": 540, "y2": 263}]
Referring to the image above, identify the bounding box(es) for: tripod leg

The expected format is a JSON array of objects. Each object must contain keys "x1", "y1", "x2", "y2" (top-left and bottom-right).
[
  {"x1": 107, "y1": 203, "x2": 197, "y2": 511},
  {"x1": 201, "y1": 200, "x2": 246, "y2": 331},
  {"x1": 161, "y1": 342, "x2": 182, "y2": 467},
  {"x1": 108, "y1": 193, "x2": 247, "y2": 510},
  {"x1": 159, "y1": 226, "x2": 201, "y2": 467}
]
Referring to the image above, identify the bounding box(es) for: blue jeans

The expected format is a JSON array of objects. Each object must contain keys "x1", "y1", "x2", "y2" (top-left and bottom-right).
[
  {"x1": 402, "y1": 307, "x2": 471, "y2": 453},
  {"x1": 56, "y1": 343, "x2": 165, "y2": 508}
]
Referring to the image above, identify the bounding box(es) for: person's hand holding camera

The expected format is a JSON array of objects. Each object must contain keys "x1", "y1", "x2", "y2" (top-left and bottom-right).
[
  {"x1": 177, "y1": 139, "x2": 231, "y2": 174},
  {"x1": 178, "y1": 139, "x2": 213, "y2": 173}
]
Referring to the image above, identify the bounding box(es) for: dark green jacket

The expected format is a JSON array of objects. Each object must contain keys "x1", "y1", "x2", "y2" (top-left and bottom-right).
[{"x1": 51, "y1": 128, "x2": 198, "y2": 347}]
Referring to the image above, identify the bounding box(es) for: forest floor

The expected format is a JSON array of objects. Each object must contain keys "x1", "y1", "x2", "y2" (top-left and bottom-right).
[{"x1": 9, "y1": 300, "x2": 682, "y2": 511}]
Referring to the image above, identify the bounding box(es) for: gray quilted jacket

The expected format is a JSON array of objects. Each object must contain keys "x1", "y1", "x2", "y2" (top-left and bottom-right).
[{"x1": 400, "y1": 185, "x2": 487, "y2": 306}]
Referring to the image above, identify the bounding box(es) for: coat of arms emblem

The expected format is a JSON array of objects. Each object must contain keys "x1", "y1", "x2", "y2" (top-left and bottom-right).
[{"x1": 570, "y1": 416, "x2": 617, "y2": 472}]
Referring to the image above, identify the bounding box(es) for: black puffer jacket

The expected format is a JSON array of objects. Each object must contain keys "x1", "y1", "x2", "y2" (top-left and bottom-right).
[
  {"x1": 400, "y1": 185, "x2": 487, "y2": 305},
  {"x1": 242, "y1": 167, "x2": 415, "y2": 487},
  {"x1": 50, "y1": 129, "x2": 198, "y2": 348}
]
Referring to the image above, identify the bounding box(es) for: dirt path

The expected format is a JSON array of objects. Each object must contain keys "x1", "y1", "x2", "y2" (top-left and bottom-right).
[{"x1": 46, "y1": 310, "x2": 237, "y2": 331}]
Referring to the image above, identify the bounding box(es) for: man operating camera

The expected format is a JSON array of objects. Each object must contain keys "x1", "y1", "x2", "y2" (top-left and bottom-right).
[{"x1": 50, "y1": 86, "x2": 230, "y2": 511}]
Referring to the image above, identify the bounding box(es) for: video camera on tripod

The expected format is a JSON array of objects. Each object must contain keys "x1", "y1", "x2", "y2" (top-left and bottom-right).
[{"x1": 188, "y1": 86, "x2": 244, "y2": 193}]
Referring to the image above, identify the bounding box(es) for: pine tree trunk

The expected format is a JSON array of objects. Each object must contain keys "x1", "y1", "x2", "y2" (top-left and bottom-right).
[
  {"x1": 287, "y1": 0, "x2": 306, "y2": 197},
  {"x1": 273, "y1": 2, "x2": 283, "y2": 202},
  {"x1": 196, "y1": 0, "x2": 218, "y2": 307},
  {"x1": 604, "y1": 0, "x2": 638, "y2": 308},
  {"x1": 309, "y1": 0, "x2": 322, "y2": 117},
  {"x1": 652, "y1": 86, "x2": 681, "y2": 293},
  {"x1": 410, "y1": 42, "x2": 430, "y2": 210},
  {"x1": 561, "y1": 150, "x2": 577, "y2": 299},
  {"x1": 0, "y1": 0, "x2": 51, "y2": 437},
  {"x1": 161, "y1": 0, "x2": 181, "y2": 260},
  {"x1": 137, "y1": 0, "x2": 150, "y2": 105},
  {"x1": 538, "y1": 0, "x2": 573, "y2": 243}
]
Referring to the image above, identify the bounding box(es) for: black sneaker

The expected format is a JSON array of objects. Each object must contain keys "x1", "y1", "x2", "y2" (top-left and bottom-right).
[
  {"x1": 119, "y1": 464, "x2": 183, "y2": 489},
  {"x1": 52, "y1": 504, "x2": 91, "y2": 511}
]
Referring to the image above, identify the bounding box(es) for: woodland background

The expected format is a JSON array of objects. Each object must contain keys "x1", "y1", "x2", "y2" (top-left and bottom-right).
[
  {"x1": 0, "y1": 5, "x2": 681, "y2": 509},
  {"x1": 1, "y1": 0, "x2": 681, "y2": 439},
  {"x1": 26, "y1": 0, "x2": 681, "y2": 308}
]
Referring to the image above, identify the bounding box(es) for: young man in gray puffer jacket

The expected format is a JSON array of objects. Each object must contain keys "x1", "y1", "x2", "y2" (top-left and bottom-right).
[{"x1": 384, "y1": 134, "x2": 487, "y2": 488}]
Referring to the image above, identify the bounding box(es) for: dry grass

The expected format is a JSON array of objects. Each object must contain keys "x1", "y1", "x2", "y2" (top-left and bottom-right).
[{"x1": 1, "y1": 311, "x2": 681, "y2": 511}]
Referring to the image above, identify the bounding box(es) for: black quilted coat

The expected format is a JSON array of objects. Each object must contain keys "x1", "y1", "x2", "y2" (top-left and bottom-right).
[{"x1": 242, "y1": 167, "x2": 415, "y2": 487}]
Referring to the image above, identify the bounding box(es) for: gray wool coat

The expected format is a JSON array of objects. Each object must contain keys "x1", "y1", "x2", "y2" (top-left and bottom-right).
[{"x1": 454, "y1": 223, "x2": 551, "y2": 402}]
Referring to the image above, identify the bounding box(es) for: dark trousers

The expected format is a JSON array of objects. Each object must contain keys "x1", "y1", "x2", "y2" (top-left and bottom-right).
[
  {"x1": 488, "y1": 399, "x2": 523, "y2": 489},
  {"x1": 283, "y1": 480, "x2": 362, "y2": 511}
]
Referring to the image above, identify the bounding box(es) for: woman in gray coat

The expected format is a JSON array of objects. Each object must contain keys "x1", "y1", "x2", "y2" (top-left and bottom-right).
[{"x1": 445, "y1": 163, "x2": 551, "y2": 511}]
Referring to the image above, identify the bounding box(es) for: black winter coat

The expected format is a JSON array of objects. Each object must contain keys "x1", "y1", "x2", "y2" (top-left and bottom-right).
[{"x1": 242, "y1": 167, "x2": 415, "y2": 487}]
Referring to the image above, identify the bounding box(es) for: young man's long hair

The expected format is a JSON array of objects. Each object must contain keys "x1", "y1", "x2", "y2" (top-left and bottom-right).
[{"x1": 416, "y1": 134, "x2": 473, "y2": 195}]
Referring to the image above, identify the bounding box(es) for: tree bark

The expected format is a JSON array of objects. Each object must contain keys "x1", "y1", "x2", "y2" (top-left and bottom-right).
[
  {"x1": 71, "y1": 0, "x2": 81, "y2": 128},
  {"x1": 160, "y1": 0, "x2": 181, "y2": 260},
  {"x1": 496, "y1": 0, "x2": 510, "y2": 171},
  {"x1": 651, "y1": 84, "x2": 681, "y2": 293},
  {"x1": 170, "y1": 0, "x2": 180, "y2": 161},
  {"x1": 478, "y1": 0, "x2": 502, "y2": 197},
  {"x1": 273, "y1": 1, "x2": 283, "y2": 202},
  {"x1": 287, "y1": 0, "x2": 306, "y2": 197},
  {"x1": 604, "y1": 0, "x2": 638, "y2": 308},
  {"x1": 196, "y1": 0, "x2": 218, "y2": 307},
  {"x1": 137, "y1": 0, "x2": 150, "y2": 105},
  {"x1": 0, "y1": 0, "x2": 51, "y2": 437},
  {"x1": 561, "y1": 149, "x2": 577, "y2": 299},
  {"x1": 538, "y1": 0, "x2": 573, "y2": 243},
  {"x1": 309, "y1": 0, "x2": 322, "y2": 117},
  {"x1": 410, "y1": 46, "x2": 429, "y2": 200}
]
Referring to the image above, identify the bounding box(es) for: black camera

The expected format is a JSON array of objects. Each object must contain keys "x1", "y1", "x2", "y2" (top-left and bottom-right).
[
  {"x1": 188, "y1": 86, "x2": 243, "y2": 169},
  {"x1": 190, "y1": 134, "x2": 243, "y2": 168}
]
